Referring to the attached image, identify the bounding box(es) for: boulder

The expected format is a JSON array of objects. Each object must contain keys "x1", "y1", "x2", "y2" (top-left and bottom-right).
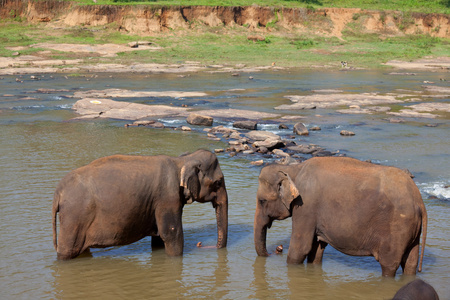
[
  {"x1": 228, "y1": 140, "x2": 241, "y2": 146},
  {"x1": 250, "y1": 160, "x2": 264, "y2": 166},
  {"x1": 210, "y1": 125, "x2": 238, "y2": 135},
  {"x1": 258, "y1": 146, "x2": 269, "y2": 154},
  {"x1": 313, "y1": 150, "x2": 334, "y2": 157},
  {"x1": 245, "y1": 130, "x2": 280, "y2": 141},
  {"x1": 229, "y1": 132, "x2": 242, "y2": 139},
  {"x1": 186, "y1": 113, "x2": 213, "y2": 126},
  {"x1": 253, "y1": 138, "x2": 285, "y2": 150},
  {"x1": 287, "y1": 144, "x2": 320, "y2": 154},
  {"x1": 279, "y1": 156, "x2": 300, "y2": 165},
  {"x1": 340, "y1": 130, "x2": 355, "y2": 136},
  {"x1": 233, "y1": 120, "x2": 257, "y2": 130},
  {"x1": 293, "y1": 122, "x2": 309, "y2": 136},
  {"x1": 272, "y1": 149, "x2": 290, "y2": 157}
]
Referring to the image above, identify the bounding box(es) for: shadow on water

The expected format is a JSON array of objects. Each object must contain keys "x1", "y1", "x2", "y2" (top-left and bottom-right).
[
  {"x1": 251, "y1": 255, "x2": 422, "y2": 299},
  {"x1": 75, "y1": 223, "x2": 253, "y2": 259},
  {"x1": 53, "y1": 241, "x2": 234, "y2": 298}
]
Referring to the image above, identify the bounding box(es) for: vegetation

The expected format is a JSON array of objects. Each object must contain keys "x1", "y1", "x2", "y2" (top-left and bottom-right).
[
  {"x1": 0, "y1": 0, "x2": 448, "y2": 69},
  {"x1": 50, "y1": 0, "x2": 450, "y2": 14}
]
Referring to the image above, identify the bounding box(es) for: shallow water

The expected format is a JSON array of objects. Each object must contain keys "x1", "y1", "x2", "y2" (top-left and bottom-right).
[{"x1": 0, "y1": 69, "x2": 449, "y2": 299}]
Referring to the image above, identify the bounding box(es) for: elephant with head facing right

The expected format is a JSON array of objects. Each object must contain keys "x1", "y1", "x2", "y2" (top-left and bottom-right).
[
  {"x1": 53, "y1": 149, "x2": 228, "y2": 260},
  {"x1": 254, "y1": 156, "x2": 427, "y2": 277}
]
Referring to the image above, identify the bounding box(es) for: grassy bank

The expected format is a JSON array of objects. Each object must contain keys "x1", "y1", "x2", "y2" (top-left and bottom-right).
[
  {"x1": 1, "y1": 21, "x2": 448, "y2": 69},
  {"x1": 0, "y1": 0, "x2": 449, "y2": 70},
  {"x1": 62, "y1": 0, "x2": 450, "y2": 14}
]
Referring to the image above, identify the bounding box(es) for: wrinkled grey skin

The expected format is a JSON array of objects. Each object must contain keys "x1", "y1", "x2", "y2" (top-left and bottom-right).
[
  {"x1": 392, "y1": 279, "x2": 439, "y2": 300},
  {"x1": 53, "y1": 149, "x2": 228, "y2": 260},
  {"x1": 254, "y1": 157, "x2": 427, "y2": 277}
]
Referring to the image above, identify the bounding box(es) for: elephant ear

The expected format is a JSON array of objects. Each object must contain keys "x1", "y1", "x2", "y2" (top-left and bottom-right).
[
  {"x1": 180, "y1": 160, "x2": 201, "y2": 204},
  {"x1": 278, "y1": 171, "x2": 300, "y2": 210}
]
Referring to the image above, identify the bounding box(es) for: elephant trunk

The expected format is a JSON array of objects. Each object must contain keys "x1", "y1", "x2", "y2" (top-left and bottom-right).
[
  {"x1": 214, "y1": 183, "x2": 228, "y2": 248},
  {"x1": 254, "y1": 206, "x2": 270, "y2": 256}
]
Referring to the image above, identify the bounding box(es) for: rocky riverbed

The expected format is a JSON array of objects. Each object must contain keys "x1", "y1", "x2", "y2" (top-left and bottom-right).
[{"x1": 53, "y1": 77, "x2": 449, "y2": 166}]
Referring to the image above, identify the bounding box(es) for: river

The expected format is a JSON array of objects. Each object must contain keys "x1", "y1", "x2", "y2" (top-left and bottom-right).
[{"x1": 0, "y1": 69, "x2": 448, "y2": 299}]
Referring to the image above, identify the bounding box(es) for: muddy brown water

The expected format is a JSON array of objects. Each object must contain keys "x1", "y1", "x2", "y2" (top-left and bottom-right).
[{"x1": 0, "y1": 69, "x2": 449, "y2": 299}]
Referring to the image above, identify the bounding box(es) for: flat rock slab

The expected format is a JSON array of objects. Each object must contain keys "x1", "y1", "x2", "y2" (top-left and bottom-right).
[
  {"x1": 74, "y1": 88, "x2": 208, "y2": 99},
  {"x1": 72, "y1": 98, "x2": 188, "y2": 120},
  {"x1": 276, "y1": 93, "x2": 402, "y2": 110},
  {"x1": 71, "y1": 99, "x2": 280, "y2": 122},
  {"x1": 337, "y1": 106, "x2": 392, "y2": 114},
  {"x1": 423, "y1": 85, "x2": 450, "y2": 96},
  {"x1": 386, "y1": 102, "x2": 450, "y2": 119},
  {"x1": 198, "y1": 108, "x2": 279, "y2": 120}
]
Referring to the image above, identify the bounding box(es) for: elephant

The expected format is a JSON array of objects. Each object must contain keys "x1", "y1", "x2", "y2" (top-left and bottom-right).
[
  {"x1": 254, "y1": 157, "x2": 427, "y2": 277},
  {"x1": 52, "y1": 149, "x2": 228, "y2": 260},
  {"x1": 392, "y1": 279, "x2": 439, "y2": 300}
]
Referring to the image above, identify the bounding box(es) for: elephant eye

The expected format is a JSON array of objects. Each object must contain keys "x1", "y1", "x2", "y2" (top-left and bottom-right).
[{"x1": 214, "y1": 178, "x2": 223, "y2": 188}]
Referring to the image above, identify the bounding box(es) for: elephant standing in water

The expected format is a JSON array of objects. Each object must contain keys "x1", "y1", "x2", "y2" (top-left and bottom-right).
[
  {"x1": 53, "y1": 149, "x2": 228, "y2": 260},
  {"x1": 254, "y1": 157, "x2": 427, "y2": 277}
]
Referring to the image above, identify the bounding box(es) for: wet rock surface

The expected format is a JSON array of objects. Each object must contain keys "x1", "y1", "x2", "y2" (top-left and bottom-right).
[
  {"x1": 66, "y1": 84, "x2": 448, "y2": 166},
  {"x1": 293, "y1": 122, "x2": 309, "y2": 136},
  {"x1": 187, "y1": 113, "x2": 213, "y2": 126},
  {"x1": 233, "y1": 120, "x2": 257, "y2": 130}
]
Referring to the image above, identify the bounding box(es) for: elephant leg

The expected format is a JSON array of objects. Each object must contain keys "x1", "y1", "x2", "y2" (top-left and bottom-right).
[
  {"x1": 307, "y1": 239, "x2": 327, "y2": 264},
  {"x1": 57, "y1": 225, "x2": 87, "y2": 260},
  {"x1": 155, "y1": 206, "x2": 184, "y2": 256},
  {"x1": 287, "y1": 226, "x2": 315, "y2": 264},
  {"x1": 401, "y1": 236, "x2": 420, "y2": 275},
  {"x1": 378, "y1": 243, "x2": 402, "y2": 277},
  {"x1": 151, "y1": 236, "x2": 165, "y2": 249}
]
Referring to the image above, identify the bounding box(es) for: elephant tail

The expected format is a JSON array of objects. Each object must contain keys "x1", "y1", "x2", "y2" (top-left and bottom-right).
[
  {"x1": 418, "y1": 201, "x2": 428, "y2": 272},
  {"x1": 52, "y1": 191, "x2": 60, "y2": 252}
]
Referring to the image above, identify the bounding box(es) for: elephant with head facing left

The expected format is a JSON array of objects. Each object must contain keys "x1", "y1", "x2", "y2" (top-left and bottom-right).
[
  {"x1": 52, "y1": 149, "x2": 228, "y2": 259},
  {"x1": 254, "y1": 156, "x2": 427, "y2": 277}
]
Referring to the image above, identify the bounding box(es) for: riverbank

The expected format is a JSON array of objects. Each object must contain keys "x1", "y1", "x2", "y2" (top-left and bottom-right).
[{"x1": 1, "y1": 2, "x2": 450, "y2": 74}]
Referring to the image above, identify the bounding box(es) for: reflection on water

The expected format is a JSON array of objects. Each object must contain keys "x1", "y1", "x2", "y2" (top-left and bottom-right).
[{"x1": 0, "y1": 70, "x2": 448, "y2": 299}]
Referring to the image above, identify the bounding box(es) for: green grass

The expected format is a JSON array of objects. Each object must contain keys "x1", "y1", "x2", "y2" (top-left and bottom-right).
[
  {"x1": 0, "y1": 1, "x2": 448, "y2": 68},
  {"x1": 1, "y1": 21, "x2": 446, "y2": 68},
  {"x1": 109, "y1": 31, "x2": 448, "y2": 69}
]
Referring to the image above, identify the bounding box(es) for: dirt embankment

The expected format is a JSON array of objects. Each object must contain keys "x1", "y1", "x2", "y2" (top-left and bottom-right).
[{"x1": 2, "y1": 0, "x2": 449, "y2": 38}]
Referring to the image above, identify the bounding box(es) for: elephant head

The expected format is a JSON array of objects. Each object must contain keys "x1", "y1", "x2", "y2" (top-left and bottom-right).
[
  {"x1": 179, "y1": 149, "x2": 228, "y2": 248},
  {"x1": 254, "y1": 165, "x2": 299, "y2": 256}
]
